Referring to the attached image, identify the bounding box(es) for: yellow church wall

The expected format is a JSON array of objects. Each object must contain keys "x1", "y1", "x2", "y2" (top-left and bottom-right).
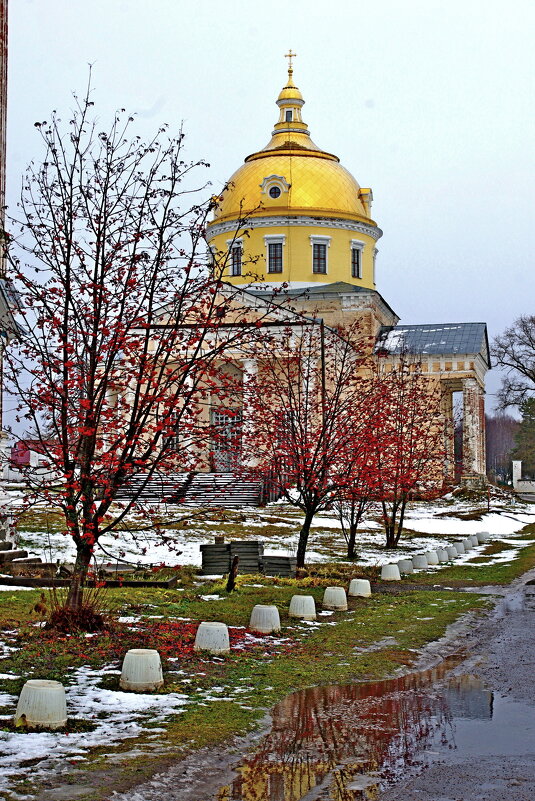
[{"x1": 209, "y1": 222, "x2": 377, "y2": 289}]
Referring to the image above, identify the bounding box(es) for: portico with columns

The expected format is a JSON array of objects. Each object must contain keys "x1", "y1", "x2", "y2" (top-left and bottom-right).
[{"x1": 375, "y1": 322, "x2": 490, "y2": 485}]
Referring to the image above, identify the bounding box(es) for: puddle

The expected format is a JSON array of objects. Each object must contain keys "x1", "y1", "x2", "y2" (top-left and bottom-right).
[{"x1": 212, "y1": 656, "x2": 535, "y2": 800}]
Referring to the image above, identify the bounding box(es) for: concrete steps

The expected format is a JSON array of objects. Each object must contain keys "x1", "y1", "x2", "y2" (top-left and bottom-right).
[
  {"x1": 0, "y1": 544, "x2": 29, "y2": 563},
  {"x1": 0, "y1": 541, "x2": 44, "y2": 566},
  {"x1": 115, "y1": 472, "x2": 263, "y2": 508}
]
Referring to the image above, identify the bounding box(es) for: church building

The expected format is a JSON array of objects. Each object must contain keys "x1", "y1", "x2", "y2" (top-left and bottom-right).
[{"x1": 206, "y1": 58, "x2": 489, "y2": 488}]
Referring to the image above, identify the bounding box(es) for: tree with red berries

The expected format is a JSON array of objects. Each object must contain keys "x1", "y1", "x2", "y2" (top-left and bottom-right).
[
  {"x1": 241, "y1": 320, "x2": 377, "y2": 568},
  {"x1": 370, "y1": 355, "x2": 448, "y2": 548},
  {"x1": 4, "y1": 86, "x2": 270, "y2": 618},
  {"x1": 333, "y1": 435, "x2": 379, "y2": 560}
]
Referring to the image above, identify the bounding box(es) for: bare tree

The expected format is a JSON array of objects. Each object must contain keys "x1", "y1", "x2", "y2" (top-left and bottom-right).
[
  {"x1": 492, "y1": 315, "x2": 535, "y2": 408},
  {"x1": 485, "y1": 412, "x2": 519, "y2": 482}
]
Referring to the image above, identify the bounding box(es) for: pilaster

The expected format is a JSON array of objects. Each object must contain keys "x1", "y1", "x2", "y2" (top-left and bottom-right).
[{"x1": 461, "y1": 377, "x2": 487, "y2": 485}]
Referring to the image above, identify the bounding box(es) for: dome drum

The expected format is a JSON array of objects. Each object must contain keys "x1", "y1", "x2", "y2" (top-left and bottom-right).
[{"x1": 210, "y1": 216, "x2": 378, "y2": 288}]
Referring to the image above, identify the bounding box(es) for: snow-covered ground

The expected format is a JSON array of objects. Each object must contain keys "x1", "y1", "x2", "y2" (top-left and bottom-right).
[
  {"x1": 7, "y1": 488, "x2": 535, "y2": 571},
  {"x1": 0, "y1": 623, "x2": 300, "y2": 796},
  {"x1": 0, "y1": 666, "x2": 189, "y2": 792},
  {"x1": 0, "y1": 620, "x2": 346, "y2": 796}
]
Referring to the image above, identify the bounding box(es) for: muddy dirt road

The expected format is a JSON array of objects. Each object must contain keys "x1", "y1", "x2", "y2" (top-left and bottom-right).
[{"x1": 379, "y1": 572, "x2": 535, "y2": 801}]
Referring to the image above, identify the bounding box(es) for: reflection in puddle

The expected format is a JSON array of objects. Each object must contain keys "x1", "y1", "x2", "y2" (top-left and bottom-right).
[{"x1": 214, "y1": 658, "x2": 494, "y2": 801}]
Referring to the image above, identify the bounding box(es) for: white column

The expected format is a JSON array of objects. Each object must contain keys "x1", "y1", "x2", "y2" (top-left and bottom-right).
[{"x1": 462, "y1": 378, "x2": 486, "y2": 479}]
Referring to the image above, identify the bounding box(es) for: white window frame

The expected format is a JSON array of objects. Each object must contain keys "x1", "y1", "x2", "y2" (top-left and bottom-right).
[
  {"x1": 310, "y1": 235, "x2": 331, "y2": 274},
  {"x1": 263, "y1": 234, "x2": 286, "y2": 274},
  {"x1": 207, "y1": 244, "x2": 217, "y2": 274},
  {"x1": 226, "y1": 237, "x2": 243, "y2": 277},
  {"x1": 350, "y1": 239, "x2": 365, "y2": 279}
]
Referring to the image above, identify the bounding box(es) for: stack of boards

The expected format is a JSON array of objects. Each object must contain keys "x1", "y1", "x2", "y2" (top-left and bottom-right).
[{"x1": 200, "y1": 541, "x2": 296, "y2": 577}]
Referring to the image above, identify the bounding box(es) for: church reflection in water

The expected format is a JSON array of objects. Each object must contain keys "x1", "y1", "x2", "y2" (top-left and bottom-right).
[{"x1": 215, "y1": 663, "x2": 492, "y2": 801}]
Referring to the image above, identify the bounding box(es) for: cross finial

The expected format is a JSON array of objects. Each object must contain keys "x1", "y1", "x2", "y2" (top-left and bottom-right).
[{"x1": 285, "y1": 49, "x2": 297, "y2": 72}]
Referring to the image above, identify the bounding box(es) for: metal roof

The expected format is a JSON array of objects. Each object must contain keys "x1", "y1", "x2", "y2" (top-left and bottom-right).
[{"x1": 376, "y1": 322, "x2": 490, "y2": 366}]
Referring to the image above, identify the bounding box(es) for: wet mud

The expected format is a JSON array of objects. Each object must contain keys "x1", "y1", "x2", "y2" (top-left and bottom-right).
[{"x1": 110, "y1": 572, "x2": 535, "y2": 801}]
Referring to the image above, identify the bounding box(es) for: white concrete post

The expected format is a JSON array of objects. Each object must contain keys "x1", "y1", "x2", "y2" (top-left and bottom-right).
[
  {"x1": 0, "y1": 429, "x2": 10, "y2": 481},
  {"x1": 512, "y1": 460, "x2": 522, "y2": 490}
]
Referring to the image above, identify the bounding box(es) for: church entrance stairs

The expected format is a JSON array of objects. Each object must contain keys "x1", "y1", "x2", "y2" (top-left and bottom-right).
[{"x1": 114, "y1": 472, "x2": 263, "y2": 508}]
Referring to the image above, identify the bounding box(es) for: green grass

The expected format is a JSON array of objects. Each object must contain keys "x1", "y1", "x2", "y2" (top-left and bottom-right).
[{"x1": 16, "y1": 508, "x2": 65, "y2": 533}]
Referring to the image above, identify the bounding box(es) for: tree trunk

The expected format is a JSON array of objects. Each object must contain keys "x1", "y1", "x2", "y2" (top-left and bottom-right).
[
  {"x1": 347, "y1": 522, "x2": 358, "y2": 559},
  {"x1": 226, "y1": 555, "x2": 239, "y2": 593},
  {"x1": 65, "y1": 543, "x2": 93, "y2": 610},
  {"x1": 382, "y1": 500, "x2": 397, "y2": 549},
  {"x1": 296, "y1": 508, "x2": 316, "y2": 569},
  {"x1": 385, "y1": 524, "x2": 397, "y2": 549},
  {"x1": 346, "y1": 499, "x2": 367, "y2": 559},
  {"x1": 393, "y1": 495, "x2": 408, "y2": 547}
]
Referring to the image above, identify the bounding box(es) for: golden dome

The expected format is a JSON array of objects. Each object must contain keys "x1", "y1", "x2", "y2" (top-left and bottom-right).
[
  {"x1": 211, "y1": 65, "x2": 376, "y2": 226},
  {"x1": 214, "y1": 155, "x2": 369, "y2": 222},
  {"x1": 276, "y1": 68, "x2": 303, "y2": 103}
]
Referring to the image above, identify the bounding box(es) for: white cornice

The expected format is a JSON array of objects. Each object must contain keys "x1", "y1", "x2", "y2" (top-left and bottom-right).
[
  {"x1": 207, "y1": 215, "x2": 383, "y2": 242},
  {"x1": 340, "y1": 292, "x2": 399, "y2": 326},
  {"x1": 271, "y1": 127, "x2": 310, "y2": 135},
  {"x1": 277, "y1": 97, "x2": 305, "y2": 107}
]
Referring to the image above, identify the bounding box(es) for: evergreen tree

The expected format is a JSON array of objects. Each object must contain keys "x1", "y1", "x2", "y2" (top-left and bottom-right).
[{"x1": 512, "y1": 399, "x2": 535, "y2": 477}]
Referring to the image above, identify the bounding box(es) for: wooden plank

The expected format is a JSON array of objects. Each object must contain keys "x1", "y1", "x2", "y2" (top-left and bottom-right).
[{"x1": 0, "y1": 575, "x2": 178, "y2": 589}]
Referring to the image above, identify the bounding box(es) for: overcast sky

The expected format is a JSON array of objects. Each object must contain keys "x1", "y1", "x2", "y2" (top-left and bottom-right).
[{"x1": 7, "y1": 0, "x2": 535, "y2": 413}]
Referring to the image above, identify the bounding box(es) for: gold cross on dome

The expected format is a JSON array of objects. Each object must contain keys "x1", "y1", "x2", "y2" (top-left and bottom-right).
[{"x1": 285, "y1": 49, "x2": 297, "y2": 70}]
